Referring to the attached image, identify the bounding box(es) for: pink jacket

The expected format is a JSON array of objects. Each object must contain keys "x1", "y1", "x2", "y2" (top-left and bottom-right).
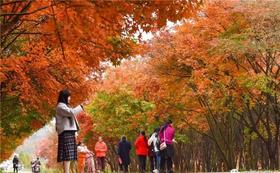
[{"x1": 159, "y1": 124, "x2": 175, "y2": 145}]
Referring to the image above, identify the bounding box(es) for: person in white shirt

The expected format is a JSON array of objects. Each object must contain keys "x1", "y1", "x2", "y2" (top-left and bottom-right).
[
  {"x1": 77, "y1": 142, "x2": 96, "y2": 173},
  {"x1": 148, "y1": 128, "x2": 160, "y2": 173}
]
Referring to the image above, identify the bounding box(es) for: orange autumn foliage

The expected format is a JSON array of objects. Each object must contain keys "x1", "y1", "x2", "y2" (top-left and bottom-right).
[
  {"x1": 1, "y1": 0, "x2": 201, "y2": 160},
  {"x1": 34, "y1": 1, "x2": 279, "y2": 169},
  {"x1": 1, "y1": 0, "x2": 201, "y2": 110},
  {"x1": 143, "y1": 1, "x2": 280, "y2": 159},
  {"x1": 95, "y1": 59, "x2": 189, "y2": 128}
]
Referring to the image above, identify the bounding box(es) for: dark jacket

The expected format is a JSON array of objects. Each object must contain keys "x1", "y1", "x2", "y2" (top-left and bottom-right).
[
  {"x1": 13, "y1": 157, "x2": 19, "y2": 167},
  {"x1": 118, "y1": 140, "x2": 132, "y2": 165}
]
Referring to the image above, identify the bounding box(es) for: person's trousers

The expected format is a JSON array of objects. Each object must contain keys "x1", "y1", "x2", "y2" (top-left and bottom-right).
[
  {"x1": 160, "y1": 144, "x2": 174, "y2": 173},
  {"x1": 96, "y1": 157, "x2": 105, "y2": 171},
  {"x1": 120, "y1": 164, "x2": 129, "y2": 173},
  {"x1": 78, "y1": 153, "x2": 86, "y2": 173},
  {"x1": 150, "y1": 153, "x2": 160, "y2": 172},
  {"x1": 155, "y1": 152, "x2": 161, "y2": 171},
  {"x1": 149, "y1": 156, "x2": 155, "y2": 172},
  {"x1": 160, "y1": 156, "x2": 173, "y2": 173},
  {"x1": 86, "y1": 155, "x2": 95, "y2": 173},
  {"x1": 138, "y1": 155, "x2": 147, "y2": 173},
  {"x1": 13, "y1": 167, "x2": 18, "y2": 173}
]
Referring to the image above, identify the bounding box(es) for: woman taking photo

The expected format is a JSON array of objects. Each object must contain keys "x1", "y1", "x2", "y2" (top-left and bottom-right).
[{"x1": 55, "y1": 89, "x2": 87, "y2": 173}]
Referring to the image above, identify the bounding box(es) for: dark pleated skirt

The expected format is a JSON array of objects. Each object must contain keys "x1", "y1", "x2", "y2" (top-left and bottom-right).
[{"x1": 57, "y1": 131, "x2": 77, "y2": 162}]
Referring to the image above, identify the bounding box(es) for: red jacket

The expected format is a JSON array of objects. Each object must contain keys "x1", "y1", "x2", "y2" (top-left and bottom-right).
[
  {"x1": 134, "y1": 135, "x2": 148, "y2": 156},
  {"x1": 95, "y1": 141, "x2": 108, "y2": 157}
]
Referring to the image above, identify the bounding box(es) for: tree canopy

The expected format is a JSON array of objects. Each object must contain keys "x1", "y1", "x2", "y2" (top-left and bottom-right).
[
  {"x1": 1, "y1": 0, "x2": 279, "y2": 171},
  {"x1": 0, "y1": 0, "x2": 201, "y2": 160}
]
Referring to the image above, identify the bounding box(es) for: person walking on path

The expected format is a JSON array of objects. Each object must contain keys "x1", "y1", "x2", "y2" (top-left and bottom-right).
[
  {"x1": 86, "y1": 150, "x2": 96, "y2": 173},
  {"x1": 95, "y1": 136, "x2": 108, "y2": 172},
  {"x1": 55, "y1": 89, "x2": 87, "y2": 173},
  {"x1": 78, "y1": 142, "x2": 96, "y2": 173},
  {"x1": 159, "y1": 120, "x2": 175, "y2": 173},
  {"x1": 77, "y1": 142, "x2": 96, "y2": 173},
  {"x1": 31, "y1": 157, "x2": 41, "y2": 173},
  {"x1": 12, "y1": 155, "x2": 19, "y2": 173},
  {"x1": 148, "y1": 134, "x2": 155, "y2": 173},
  {"x1": 77, "y1": 142, "x2": 87, "y2": 173},
  {"x1": 118, "y1": 136, "x2": 132, "y2": 173},
  {"x1": 148, "y1": 128, "x2": 161, "y2": 173},
  {"x1": 135, "y1": 131, "x2": 149, "y2": 173}
]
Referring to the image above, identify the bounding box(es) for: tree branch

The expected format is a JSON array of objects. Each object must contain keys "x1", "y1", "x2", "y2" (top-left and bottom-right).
[
  {"x1": 0, "y1": 0, "x2": 23, "y2": 6},
  {"x1": 9, "y1": 32, "x2": 52, "y2": 35},
  {"x1": 0, "y1": 5, "x2": 51, "y2": 16},
  {"x1": 51, "y1": 0, "x2": 66, "y2": 60}
]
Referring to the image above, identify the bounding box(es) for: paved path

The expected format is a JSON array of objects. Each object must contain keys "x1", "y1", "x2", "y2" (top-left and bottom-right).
[{"x1": 2, "y1": 169, "x2": 32, "y2": 173}]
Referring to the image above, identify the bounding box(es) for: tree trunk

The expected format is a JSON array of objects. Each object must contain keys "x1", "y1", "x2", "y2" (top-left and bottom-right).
[{"x1": 267, "y1": 143, "x2": 277, "y2": 170}]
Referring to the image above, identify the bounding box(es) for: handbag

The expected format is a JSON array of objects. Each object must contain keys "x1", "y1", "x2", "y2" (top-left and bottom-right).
[{"x1": 160, "y1": 130, "x2": 167, "y2": 150}]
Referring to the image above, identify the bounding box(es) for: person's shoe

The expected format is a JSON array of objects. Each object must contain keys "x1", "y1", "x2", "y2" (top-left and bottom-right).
[{"x1": 153, "y1": 169, "x2": 159, "y2": 173}]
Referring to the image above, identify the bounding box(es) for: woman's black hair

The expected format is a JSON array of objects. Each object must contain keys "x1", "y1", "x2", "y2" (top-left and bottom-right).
[
  {"x1": 160, "y1": 119, "x2": 173, "y2": 132},
  {"x1": 140, "y1": 131, "x2": 147, "y2": 141},
  {"x1": 154, "y1": 127, "x2": 160, "y2": 133},
  {"x1": 154, "y1": 127, "x2": 160, "y2": 137},
  {"x1": 57, "y1": 89, "x2": 71, "y2": 105},
  {"x1": 167, "y1": 119, "x2": 172, "y2": 124}
]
